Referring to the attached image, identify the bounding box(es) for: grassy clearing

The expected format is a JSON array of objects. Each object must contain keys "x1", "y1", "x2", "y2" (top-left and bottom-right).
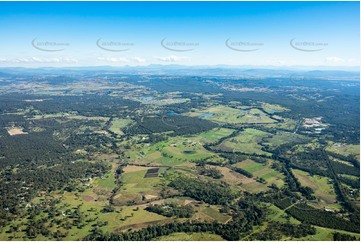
[
  {"x1": 126, "y1": 136, "x2": 218, "y2": 166},
  {"x1": 240, "y1": 108, "x2": 277, "y2": 123},
  {"x1": 212, "y1": 166, "x2": 253, "y2": 186},
  {"x1": 265, "y1": 203, "x2": 300, "y2": 224},
  {"x1": 214, "y1": 128, "x2": 271, "y2": 156},
  {"x1": 114, "y1": 168, "x2": 167, "y2": 204},
  {"x1": 121, "y1": 170, "x2": 162, "y2": 193},
  {"x1": 191, "y1": 203, "x2": 231, "y2": 224},
  {"x1": 292, "y1": 169, "x2": 340, "y2": 209},
  {"x1": 261, "y1": 103, "x2": 289, "y2": 113},
  {"x1": 241, "y1": 182, "x2": 270, "y2": 193},
  {"x1": 198, "y1": 127, "x2": 235, "y2": 143},
  {"x1": 162, "y1": 137, "x2": 214, "y2": 161},
  {"x1": 109, "y1": 118, "x2": 133, "y2": 135},
  {"x1": 233, "y1": 159, "x2": 285, "y2": 190},
  {"x1": 103, "y1": 205, "x2": 170, "y2": 233},
  {"x1": 262, "y1": 131, "x2": 309, "y2": 149},
  {"x1": 265, "y1": 118, "x2": 298, "y2": 131},
  {"x1": 326, "y1": 143, "x2": 360, "y2": 161},
  {"x1": 292, "y1": 226, "x2": 360, "y2": 241},
  {"x1": 155, "y1": 232, "x2": 225, "y2": 241},
  {"x1": 95, "y1": 172, "x2": 116, "y2": 191},
  {"x1": 200, "y1": 206, "x2": 230, "y2": 223},
  {"x1": 188, "y1": 105, "x2": 276, "y2": 124}
]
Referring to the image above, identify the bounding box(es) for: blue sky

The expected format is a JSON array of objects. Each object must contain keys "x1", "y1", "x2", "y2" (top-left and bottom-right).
[{"x1": 0, "y1": 1, "x2": 359, "y2": 67}]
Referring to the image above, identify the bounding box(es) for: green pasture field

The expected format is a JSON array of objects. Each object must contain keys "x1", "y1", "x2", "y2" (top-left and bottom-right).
[
  {"x1": 187, "y1": 105, "x2": 276, "y2": 124},
  {"x1": 109, "y1": 118, "x2": 133, "y2": 135},
  {"x1": 126, "y1": 136, "x2": 218, "y2": 166},
  {"x1": 198, "y1": 127, "x2": 235, "y2": 143},
  {"x1": 262, "y1": 131, "x2": 309, "y2": 149},
  {"x1": 264, "y1": 203, "x2": 300, "y2": 224},
  {"x1": 326, "y1": 143, "x2": 360, "y2": 161},
  {"x1": 260, "y1": 103, "x2": 289, "y2": 113},
  {"x1": 214, "y1": 128, "x2": 272, "y2": 156},
  {"x1": 292, "y1": 169, "x2": 340, "y2": 210},
  {"x1": 292, "y1": 226, "x2": 360, "y2": 241},
  {"x1": 233, "y1": 159, "x2": 285, "y2": 190}
]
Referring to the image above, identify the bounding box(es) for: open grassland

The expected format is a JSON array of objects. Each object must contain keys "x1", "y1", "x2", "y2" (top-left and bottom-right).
[
  {"x1": 199, "y1": 206, "x2": 231, "y2": 223},
  {"x1": 262, "y1": 131, "x2": 309, "y2": 149},
  {"x1": 94, "y1": 171, "x2": 116, "y2": 191},
  {"x1": 292, "y1": 226, "x2": 360, "y2": 241},
  {"x1": 187, "y1": 105, "x2": 244, "y2": 124},
  {"x1": 126, "y1": 136, "x2": 218, "y2": 166},
  {"x1": 292, "y1": 169, "x2": 340, "y2": 209},
  {"x1": 109, "y1": 118, "x2": 133, "y2": 135},
  {"x1": 238, "y1": 108, "x2": 277, "y2": 123},
  {"x1": 233, "y1": 159, "x2": 285, "y2": 190},
  {"x1": 162, "y1": 137, "x2": 214, "y2": 161},
  {"x1": 191, "y1": 204, "x2": 231, "y2": 224},
  {"x1": 260, "y1": 103, "x2": 289, "y2": 113},
  {"x1": 211, "y1": 166, "x2": 253, "y2": 186},
  {"x1": 188, "y1": 105, "x2": 276, "y2": 124},
  {"x1": 265, "y1": 203, "x2": 300, "y2": 224},
  {"x1": 326, "y1": 143, "x2": 360, "y2": 161},
  {"x1": 264, "y1": 118, "x2": 298, "y2": 131},
  {"x1": 240, "y1": 181, "x2": 270, "y2": 193},
  {"x1": 117, "y1": 168, "x2": 164, "y2": 202},
  {"x1": 292, "y1": 141, "x2": 322, "y2": 153},
  {"x1": 198, "y1": 127, "x2": 235, "y2": 143},
  {"x1": 91, "y1": 162, "x2": 119, "y2": 198},
  {"x1": 214, "y1": 128, "x2": 272, "y2": 156},
  {"x1": 155, "y1": 232, "x2": 225, "y2": 241}
]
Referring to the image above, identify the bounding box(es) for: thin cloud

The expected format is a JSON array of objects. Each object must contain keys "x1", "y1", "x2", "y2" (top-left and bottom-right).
[
  {"x1": 97, "y1": 57, "x2": 129, "y2": 63},
  {"x1": 131, "y1": 57, "x2": 146, "y2": 63},
  {"x1": 0, "y1": 57, "x2": 78, "y2": 63},
  {"x1": 97, "y1": 56, "x2": 146, "y2": 63},
  {"x1": 324, "y1": 56, "x2": 345, "y2": 63},
  {"x1": 155, "y1": 55, "x2": 189, "y2": 62}
]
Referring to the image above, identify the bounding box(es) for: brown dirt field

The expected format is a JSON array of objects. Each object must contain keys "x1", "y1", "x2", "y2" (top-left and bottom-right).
[
  {"x1": 113, "y1": 192, "x2": 142, "y2": 204},
  {"x1": 7, "y1": 128, "x2": 28, "y2": 136},
  {"x1": 184, "y1": 199, "x2": 194, "y2": 205},
  {"x1": 211, "y1": 166, "x2": 254, "y2": 185},
  {"x1": 82, "y1": 195, "x2": 94, "y2": 202},
  {"x1": 137, "y1": 199, "x2": 166, "y2": 209},
  {"x1": 144, "y1": 194, "x2": 158, "y2": 200},
  {"x1": 95, "y1": 130, "x2": 110, "y2": 135},
  {"x1": 123, "y1": 165, "x2": 151, "y2": 173},
  {"x1": 177, "y1": 162, "x2": 197, "y2": 168}
]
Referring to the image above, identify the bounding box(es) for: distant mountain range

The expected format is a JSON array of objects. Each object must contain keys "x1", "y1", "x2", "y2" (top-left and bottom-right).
[{"x1": 0, "y1": 65, "x2": 359, "y2": 80}]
